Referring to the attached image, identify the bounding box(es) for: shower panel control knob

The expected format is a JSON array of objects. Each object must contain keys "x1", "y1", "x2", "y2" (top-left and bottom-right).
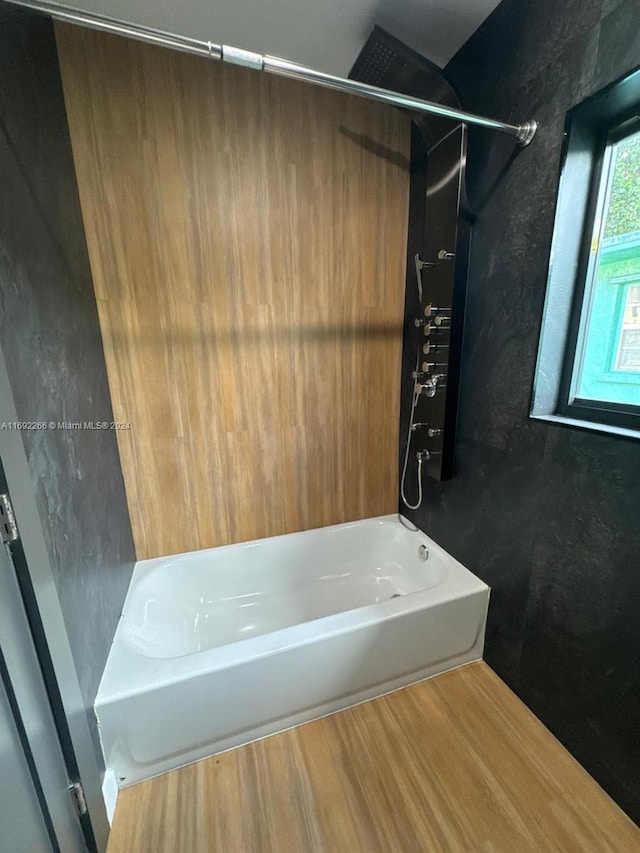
[
  {"x1": 418, "y1": 375, "x2": 446, "y2": 398},
  {"x1": 418, "y1": 381, "x2": 437, "y2": 398},
  {"x1": 428, "y1": 428, "x2": 443, "y2": 438},
  {"x1": 424, "y1": 304, "x2": 452, "y2": 317},
  {"x1": 421, "y1": 361, "x2": 448, "y2": 373},
  {"x1": 423, "y1": 341, "x2": 449, "y2": 355},
  {"x1": 423, "y1": 320, "x2": 450, "y2": 336},
  {"x1": 414, "y1": 317, "x2": 428, "y2": 328},
  {"x1": 432, "y1": 374, "x2": 447, "y2": 393},
  {"x1": 432, "y1": 314, "x2": 450, "y2": 327},
  {"x1": 437, "y1": 249, "x2": 456, "y2": 261}
]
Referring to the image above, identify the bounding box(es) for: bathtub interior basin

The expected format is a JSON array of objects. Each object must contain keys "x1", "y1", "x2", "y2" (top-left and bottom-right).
[
  {"x1": 96, "y1": 515, "x2": 489, "y2": 787},
  {"x1": 122, "y1": 518, "x2": 448, "y2": 659}
]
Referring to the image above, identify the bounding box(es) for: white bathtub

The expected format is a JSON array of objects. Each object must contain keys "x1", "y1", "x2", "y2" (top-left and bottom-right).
[{"x1": 96, "y1": 515, "x2": 489, "y2": 786}]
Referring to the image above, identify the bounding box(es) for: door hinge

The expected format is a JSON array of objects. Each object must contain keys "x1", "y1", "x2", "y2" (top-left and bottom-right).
[
  {"x1": 0, "y1": 493, "x2": 19, "y2": 543},
  {"x1": 68, "y1": 781, "x2": 88, "y2": 817}
]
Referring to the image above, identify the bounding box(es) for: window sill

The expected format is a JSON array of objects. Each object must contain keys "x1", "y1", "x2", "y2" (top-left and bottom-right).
[{"x1": 530, "y1": 412, "x2": 640, "y2": 441}]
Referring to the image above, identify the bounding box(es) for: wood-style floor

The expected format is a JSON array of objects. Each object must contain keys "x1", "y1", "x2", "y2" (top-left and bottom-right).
[{"x1": 107, "y1": 662, "x2": 639, "y2": 852}]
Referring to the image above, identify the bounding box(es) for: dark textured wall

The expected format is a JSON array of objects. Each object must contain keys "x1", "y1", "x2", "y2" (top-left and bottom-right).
[
  {"x1": 401, "y1": 0, "x2": 640, "y2": 823},
  {"x1": 0, "y1": 5, "x2": 135, "y2": 765}
]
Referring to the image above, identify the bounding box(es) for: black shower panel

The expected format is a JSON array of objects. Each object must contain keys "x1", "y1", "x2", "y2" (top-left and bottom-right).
[{"x1": 351, "y1": 26, "x2": 471, "y2": 481}]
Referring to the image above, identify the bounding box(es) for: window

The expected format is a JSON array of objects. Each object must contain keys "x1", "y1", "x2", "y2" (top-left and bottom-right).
[
  {"x1": 571, "y1": 125, "x2": 640, "y2": 407},
  {"x1": 532, "y1": 67, "x2": 640, "y2": 438},
  {"x1": 616, "y1": 283, "x2": 640, "y2": 371}
]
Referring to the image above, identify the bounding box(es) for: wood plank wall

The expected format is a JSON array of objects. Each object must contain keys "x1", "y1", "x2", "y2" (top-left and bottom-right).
[{"x1": 55, "y1": 24, "x2": 410, "y2": 559}]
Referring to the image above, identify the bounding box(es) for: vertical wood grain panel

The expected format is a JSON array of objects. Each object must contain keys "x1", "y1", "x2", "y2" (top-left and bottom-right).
[{"x1": 55, "y1": 24, "x2": 410, "y2": 559}]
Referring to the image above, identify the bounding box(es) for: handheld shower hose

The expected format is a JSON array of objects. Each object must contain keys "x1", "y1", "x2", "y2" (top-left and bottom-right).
[{"x1": 400, "y1": 348, "x2": 424, "y2": 510}]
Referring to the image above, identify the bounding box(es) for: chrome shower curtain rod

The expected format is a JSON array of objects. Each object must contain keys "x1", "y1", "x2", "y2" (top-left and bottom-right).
[{"x1": 6, "y1": 0, "x2": 538, "y2": 146}]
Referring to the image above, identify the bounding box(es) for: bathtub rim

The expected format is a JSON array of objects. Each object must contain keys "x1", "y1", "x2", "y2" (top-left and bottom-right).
[{"x1": 129, "y1": 513, "x2": 446, "y2": 571}]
